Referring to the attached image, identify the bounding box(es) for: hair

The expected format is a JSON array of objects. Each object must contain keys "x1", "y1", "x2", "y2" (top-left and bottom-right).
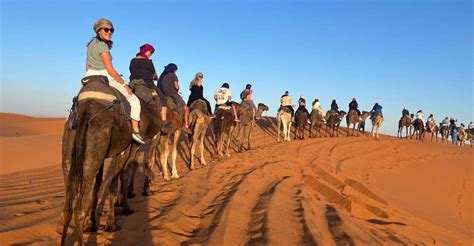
[
  {"x1": 332, "y1": 99, "x2": 336, "y2": 104},
  {"x1": 87, "y1": 34, "x2": 113, "y2": 49},
  {"x1": 189, "y1": 72, "x2": 203, "y2": 89}
]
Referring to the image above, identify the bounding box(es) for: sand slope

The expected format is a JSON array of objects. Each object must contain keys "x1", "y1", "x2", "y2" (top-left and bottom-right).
[{"x1": 0, "y1": 114, "x2": 472, "y2": 245}]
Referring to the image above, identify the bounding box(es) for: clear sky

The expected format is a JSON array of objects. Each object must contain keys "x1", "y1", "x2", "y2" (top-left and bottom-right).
[{"x1": 1, "y1": 0, "x2": 472, "y2": 135}]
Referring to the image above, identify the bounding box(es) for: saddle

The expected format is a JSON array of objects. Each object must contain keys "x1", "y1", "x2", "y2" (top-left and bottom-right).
[
  {"x1": 78, "y1": 75, "x2": 130, "y2": 119},
  {"x1": 166, "y1": 97, "x2": 184, "y2": 115},
  {"x1": 129, "y1": 79, "x2": 161, "y2": 110},
  {"x1": 278, "y1": 106, "x2": 292, "y2": 114},
  {"x1": 189, "y1": 99, "x2": 208, "y2": 115}
]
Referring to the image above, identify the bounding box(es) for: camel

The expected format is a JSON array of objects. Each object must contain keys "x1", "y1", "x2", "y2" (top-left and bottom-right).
[
  {"x1": 309, "y1": 110, "x2": 326, "y2": 138},
  {"x1": 424, "y1": 121, "x2": 439, "y2": 142},
  {"x1": 370, "y1": 113, "x2": 384, "y2": 139},
  {"x1": 411, "y1": 119, "x2": 424, "y2": 140},
  {"x1": 397, "y1": 115, "x2": 413, "y2": 139},
  {"x1": 457, "y1": 125, "x2": 468, "y2": 146},
  {"x1": 326, "y1": 110, "x2": 347, "y2": 137},
  {"x1": 346, "y1": 110, "x2": 371, "y2": 136},
  {"x1": 61, "y1": 77, "x2": 134, "y2": 245},
  {"x1": 439, "y1": 124, "x2": 450, "y2": 144},
  {"x1": 294, "y1": 106, "x2": 309, "y2": 140},
  {"x1": 236, "y1": 101, "x2": 268, "y2": 152},
  {"x1": 213, "y1": 105, "x2": 236, "y2": 158},
  {"x1": 188, "y1": 100, "x2": 212, "y2": 170},
  {"x1": 255, "y1": 103, "x2": 269, "y2": 119},
  {"x1": 277, "y1": 106, "x2": 294, "y2": 142}
]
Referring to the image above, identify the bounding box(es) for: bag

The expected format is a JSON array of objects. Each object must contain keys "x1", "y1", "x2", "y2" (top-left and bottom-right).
[{"x1": 240, "y1": 90, "x2": 246, "y2": 101}]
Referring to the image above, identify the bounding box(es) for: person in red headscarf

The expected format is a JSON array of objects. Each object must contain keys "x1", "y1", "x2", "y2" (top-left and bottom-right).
[{"x1": 129, "y1": 44, "x2": 172, "y2": 130}]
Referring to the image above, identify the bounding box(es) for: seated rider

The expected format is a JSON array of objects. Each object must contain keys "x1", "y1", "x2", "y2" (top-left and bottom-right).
[
  {"x1": 415, "y1": 110, "x2": 424, "y2": 125},
  {"x1": 370, "y1": 103, "x2": 383, "y2": 118},
  {"x1": 129, "y1": 43, "x2": 172, "y2": 130},
  {"x1": 187, "y1": 72, "x2": 215, "y2": 118},
  {"x1": 312, "y1": 98, "x2": 325, "y2": 118},
  {"x1": 427, "y1": 114, "x2": 435, "y2": 129},
  {"x1": 402, "y1": 107, "x2": 410, "y2": 118},
  {"x1": 280, "y1": 91, "x2": 295, "y2": 122},
  {"x1": 295, "y1": 96, "x2": 311, "y2": 123},
  {"x1": 441, "y1": 117, "x2": 450, "y2": 127},
  {"x1": 157, "y1": 63, "x2": 192, "y2": 134},
  {"x1": 468, "y1": 121, "x2": 474, "y2": 134},
  {"x1": 240, "y1": 84, "x2": 258, "y2": 119},
  {"x1": 214, "y1": 83, "x2": 240, "y2": 122},
  {"x1": 330, "y1": 99, "x2": 339, "y2": 113},
  {"x1": 348, "y1": 98, "x2": 361, "y2": 116}
]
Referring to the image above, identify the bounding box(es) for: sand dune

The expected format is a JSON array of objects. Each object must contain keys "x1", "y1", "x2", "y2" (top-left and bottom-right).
[{"x1": 0, "y1": 113, "x2": 472, "y2": 245}]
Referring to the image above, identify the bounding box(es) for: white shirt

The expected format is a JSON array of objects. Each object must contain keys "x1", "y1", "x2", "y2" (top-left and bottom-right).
[
  {"x1": 416, "y1": 112, "x2": 424, "y2": 120},
  {"x1": 214, "y1": 87, "x2": 232, "y2": 105}
]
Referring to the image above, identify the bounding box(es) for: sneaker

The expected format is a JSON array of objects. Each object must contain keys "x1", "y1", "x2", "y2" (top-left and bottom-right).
[
  {"x1": 208, "y1": 114, "x2": 216, "y2": 119},
  {"x1": 307, "y1": 119, "x2": 311, "y2": 124},
  {"x1": 234, "y1": 118, "x2": 240, "y2": 122},
  {"x1": 183, "y1": 126, "x2": 193, "y2": 134},
  {"x1": 132, "y1": 131, "x2": 146, "y2": 144}
]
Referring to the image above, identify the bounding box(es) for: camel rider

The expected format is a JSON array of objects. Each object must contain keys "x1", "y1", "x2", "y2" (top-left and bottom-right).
[
  {"x1": 330, "y1": 99, "x2": 339, "y2": 113},
  {"x1": 441, "y1": 117, "x2": 450, "y2": 127},
  {"x1": 157, "y1": 63, "x2": 193, "y2": 134},
  {"x1": 467, "y1": 121, "x2": 474, "y2": 135},
  {"x1": 402, "y1": 107, "x2": 410, "y2": 118},
  {"x1": 280, "y1": 91, "x2": 295, "y2": 121},
  {"x1": 427, "y1": 114, "x2": 435, "y2": 130},
  {"x1": 312, "y1": 99, "x2": 326, "y2": 118},
  {"x1": 214, "y1": 83, "x2": 240, "y2": 122},
  {"x1": 415, "y1": 110, "x2": 424, "y2": 125},
  {"x1": 348, "y1": 98, "x2": 361, "y2": 116},
  {"x1": 240, "y1": 84, "x2": 257, "y2": 119},
  {"x1": 370, "y1": 103, "x2": 383, "y2": 118},
  {"x1": 295, "y1": 96, "x2": 311, "y2": 124},
  {"x1": 450, "y1": 118, "x2": 458, "y2": 145}
]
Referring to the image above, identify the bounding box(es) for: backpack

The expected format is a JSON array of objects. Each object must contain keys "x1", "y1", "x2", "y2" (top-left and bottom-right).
[{"x1": 240, "y1": 90, "x2": 246, "y2": 101}]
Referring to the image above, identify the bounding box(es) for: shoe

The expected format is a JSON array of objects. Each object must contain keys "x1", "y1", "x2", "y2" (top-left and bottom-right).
[
  {"x1": 132, "y1": 131, "x2": 146, "y2": 144},
  {"x1": 183, "y1": 126, "x2": 193, "y2": 134},
  {"x1": 307, "y1": 119, "x2": 311, "y2": 124},
  {"x1": 208, "y1": 114, "x2": 216, "y2": 119},
  {"x1": 234, "y1": 118, "x2": 240, "y2": 122}
]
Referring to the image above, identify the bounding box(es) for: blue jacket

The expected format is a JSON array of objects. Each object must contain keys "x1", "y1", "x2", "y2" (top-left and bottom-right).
[{"x1": 372, "y1": 104, "x2": 383, "y2": 113}]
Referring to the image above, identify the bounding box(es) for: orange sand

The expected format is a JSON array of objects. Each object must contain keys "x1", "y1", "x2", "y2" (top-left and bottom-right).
[{"x1": 0, "y1": 113, "x2": 472, "y2": 245}]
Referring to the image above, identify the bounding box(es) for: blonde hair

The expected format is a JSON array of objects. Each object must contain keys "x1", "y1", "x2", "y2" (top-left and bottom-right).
[{"x1": 189, "y1": 72, "x2": 203, "y2": 89}]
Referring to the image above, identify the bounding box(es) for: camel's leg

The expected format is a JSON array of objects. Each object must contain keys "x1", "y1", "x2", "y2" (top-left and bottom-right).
[
  {"x1": 85, "y1": 164, "x2": 103, "y2": 232},
  {"x1": 277, "y1": 115, "x2": 281, "y2": 142},
  {"x1": 247, "y1": 126, "x2": 252, "y2": 150},
  {"x1": 287, "y1": 122, "x2": 292, "y2": 141},
  {"x1": 199, "y1": 131, "x2": 207, "y2": 166},
  {"x1": 105, "y1": 146, "x2": 131, "y2": 232},
  {"x1": 237, "y1": 124, "x2": 244, "y2": 152},
  {"x1": 144, "y1": 135, "x2": 160, "y2": 183},
  {"x1": 225, "y1": 127, "x2": 234, "y2": 157},
  {"x1": 126, "y1": 160, "x2": 138, "y2": 198},
  {"x1": 171, "y1": 130, "x2": 180, "y2": 179},
  {"x1": 190, "y1": 133, "x2": 197, "y2": 170},
  {"x1": 160, "y1": 136, "x2": 171, "y2": 181}
]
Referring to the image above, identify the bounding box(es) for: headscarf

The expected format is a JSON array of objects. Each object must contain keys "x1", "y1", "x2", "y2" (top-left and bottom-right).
[
  {"x1": 136, "y1": 44, "x2": 155, "y2": 58},
  {"x1": 94, "y1": 19, "x2": 114, "y2": 33},
  {"x1": 222, "y1": 83, "x2": 229, "y2": 89},
  {"x1": 157, "y1": 63, "x2": 178, "y2": 89}
]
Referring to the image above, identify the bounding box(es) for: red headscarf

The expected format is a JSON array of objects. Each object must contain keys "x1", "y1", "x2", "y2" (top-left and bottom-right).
[{"x1": 136, "y1": 44, "x2": 155, "y2": 58}]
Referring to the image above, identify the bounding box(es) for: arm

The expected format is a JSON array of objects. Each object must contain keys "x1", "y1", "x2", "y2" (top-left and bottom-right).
[
  {"x1": 86, "y1": 63, "x2": 88, "y2": 72},
  {"x1": 174, "y1": 81, "x2": 180, "y2": 91},
  {"x1": 153, "y1": 73, "x2": 158, "y2": 81},
  {"x1": 101, "y1": 52, "x2": 125, "y2": 84}
]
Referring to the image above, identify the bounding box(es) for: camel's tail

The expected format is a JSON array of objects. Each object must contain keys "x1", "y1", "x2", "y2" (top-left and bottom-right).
[{"x1": 61, "y1": 102, "x2": 91, "y2": 246}]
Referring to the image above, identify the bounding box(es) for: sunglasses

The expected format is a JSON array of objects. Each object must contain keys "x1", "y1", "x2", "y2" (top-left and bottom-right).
[
  {"x1": 101, "y1": 27, "x2": 115, "y2": 33},
  {"x1": 198, "y1": 75, "x2": 203, "y2": 78}
]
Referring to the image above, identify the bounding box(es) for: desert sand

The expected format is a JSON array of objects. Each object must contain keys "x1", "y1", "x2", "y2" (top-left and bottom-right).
[{"x1": 0, "y1": 113, "x2": 472, "y2": 245}]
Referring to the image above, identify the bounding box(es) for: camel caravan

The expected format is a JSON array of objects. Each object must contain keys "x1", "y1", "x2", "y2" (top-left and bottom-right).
[
  {"x1": 396, "y1": 108, "x2": 473, "y2": 146},
  {"x1": 60, "y1": 19, "x2": 472, "y2": 245}
]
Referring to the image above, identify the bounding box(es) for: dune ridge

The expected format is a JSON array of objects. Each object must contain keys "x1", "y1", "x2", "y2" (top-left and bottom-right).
[{"x1": 0, "y1": 113, "x2": 472, "y2": 245}]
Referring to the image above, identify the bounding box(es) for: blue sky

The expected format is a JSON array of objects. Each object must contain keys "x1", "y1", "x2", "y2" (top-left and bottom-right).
[{"x1": 1, "y1": 0, "x2": 472, "y2": 135}]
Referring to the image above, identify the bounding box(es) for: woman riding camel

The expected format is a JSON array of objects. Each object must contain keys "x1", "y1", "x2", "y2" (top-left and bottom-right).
[
  {"x1": 370, "y1": 103, "x2": 383, "y2": 118},
  {"x1": 295, "y1": 96, "x2": 311, "y2": 122},
  {"x1": 129, "y1": 43, "x2": 172, "y2": 130},
  {"x1": 280, "y1": 91, "x2": 294, "y2": 122},
  {"x1": 427, "y1": 114, "x2": 436, "y2": 129},
  {"x1": 157, "y1": 63, "x2": 193, "y2": 134},
  {"x1": 85, "y1": 19, "x2": 145, "y2": 144},
  {"x1": 214, "y1": 83, "x2": 239, "y2": 122},
  {"x1": 187, "y1": 72, "x2": 215, "y2": 118},
  {"x1": 402, "y1": 107, "x2": 410, "y2": 118},
  {"x1": 239, "y1": 84, "x2": 258, "y2": 119}
]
